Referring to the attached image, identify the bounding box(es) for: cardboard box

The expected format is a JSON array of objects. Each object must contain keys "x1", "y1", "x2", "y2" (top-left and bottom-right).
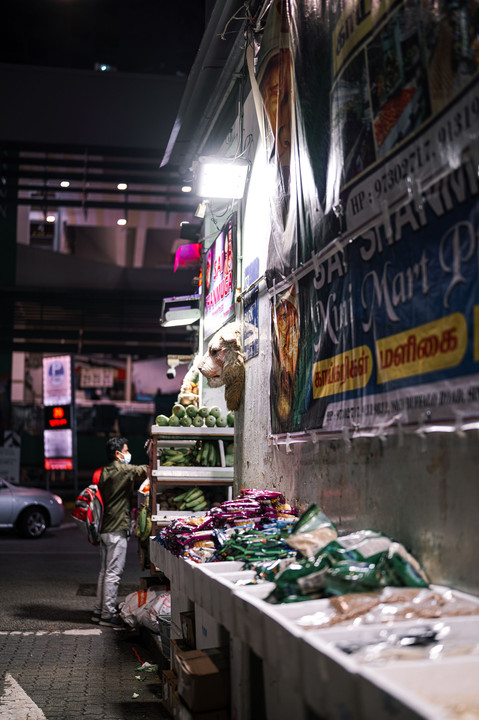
[
  {"x1": 176, "y1": 648, "x2": 230, "y2": 712},
  {"x1": 161, "y1": 669, "x2": 178, "y2": 716},
  {"x1": 171, "y1": 638, "x2": 203, "y2": 677},
  {"x1": 180, "y1": 610, "x2": 196, "y2": 649}
]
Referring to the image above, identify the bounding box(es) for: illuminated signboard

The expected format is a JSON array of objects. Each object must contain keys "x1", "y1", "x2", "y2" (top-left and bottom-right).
[
  {"x1": 42, "y1": 355, "x2": 75, "y2": 471},
  {"x1": 43, "y1": 356, "x2": 72, "y2": 406},
  {"x1": 203, "y1": 214, "x2": 236, "y2": 340},
  {"x1": 44, "y1": 405, "x2": 71, "y2": 429}
]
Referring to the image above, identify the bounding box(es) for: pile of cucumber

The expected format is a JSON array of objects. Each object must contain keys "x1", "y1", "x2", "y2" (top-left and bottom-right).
[
  {"x1": 156, "y1": 404, "x2": 234, "y2": 429},
  {"x1": 160, "y1": 440, "x2": 234, "y2": 467},
  {"x1": 196, "y1": 440, "x2": 221, "y2": 466},
  {"x1": 174, "y1": 487, "x2": 207, "y2": 512},
  {"x1": 160, "y1": 447, "x2": 194, "y2": 467}
]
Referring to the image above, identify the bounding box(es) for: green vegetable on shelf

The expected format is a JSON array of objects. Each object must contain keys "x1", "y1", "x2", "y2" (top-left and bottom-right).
[
  {"x1": 209, "y1": 406, "x2": 221, "y2": 419},
  {"x1": 168, "y1": 415, "x2": 180, "y2": 426},
  {"x1": 172, "y1": 404, "x2": 186, "y2": 418},
  {"x1": 156, "y1": 414, "x2": 169, "y2": 426},
  {"x1": 205, "y1": 415, "x2": 216, "y2": 428},
  {"x1": 185, "y1": 405, "x2": 198, "y2": 418}
]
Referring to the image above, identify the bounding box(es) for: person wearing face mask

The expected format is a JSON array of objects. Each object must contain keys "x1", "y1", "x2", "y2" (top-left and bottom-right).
[{"x1": 92, "y1": 436, "x2": 148, "y2": 627}]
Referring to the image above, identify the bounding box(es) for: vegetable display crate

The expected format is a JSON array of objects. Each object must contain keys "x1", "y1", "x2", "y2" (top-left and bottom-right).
[
  {"x1": 151, "y1": 425, "x2": 234, "y2": 437},
  {"x1": 152, "y1": 467, "x2": 234, "y2": 482},
  {"x1": 148, "y1": 425, "x2": 235, "y2": 516}
]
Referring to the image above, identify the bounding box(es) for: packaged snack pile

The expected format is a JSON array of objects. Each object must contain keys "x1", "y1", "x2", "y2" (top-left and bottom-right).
[
  {"x1": 153, "y1": 499, "x2": 434, "y2": 605},
  {"x1": 153, "y1": 489, "x2": 298, "y2": 563}
]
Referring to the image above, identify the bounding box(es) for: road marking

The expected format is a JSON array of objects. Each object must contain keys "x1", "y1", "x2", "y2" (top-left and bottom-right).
[
  {"x1": 0, "y1": 629, "x2": 102, "y2": 636},
  {"x1": 1, "y1": 673, "x2": 47, "y2": 719}
]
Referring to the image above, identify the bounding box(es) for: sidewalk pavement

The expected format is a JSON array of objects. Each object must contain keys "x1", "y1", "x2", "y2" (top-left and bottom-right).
[{"x1": 0, "y1": 625, "x2": 170, "y2": 720}]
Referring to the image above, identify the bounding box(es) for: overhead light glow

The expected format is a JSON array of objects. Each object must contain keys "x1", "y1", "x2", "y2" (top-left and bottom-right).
[
  {"x1": 181, "y1": 185, "x2": 192, "y2": 193},
  {"x1": 117, "y1": 218, "x2": 127, "y2": 226},
  {"x1": 60, "y1": 181, "x2": 70, "y2": 188},
  {"x1": 46, "y1": 215, "x2": 56, "y2": 223},
  {"x1": 117, "y1": 183, "x2": 128, "y2": 190},
  {"x1": 194, "y1": 156, "x2": 249, "y2": 200},
  {"x1": 160, "y1": 295, "x2": 201, "y2": 327}
]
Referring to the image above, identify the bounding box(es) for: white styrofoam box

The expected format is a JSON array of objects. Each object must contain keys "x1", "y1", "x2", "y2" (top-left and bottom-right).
[
  {"x1": 263, "y1": 660, "x2": 309, "y2": 720},
  {"x1": 194, "y1": 603, "x2": 228, "y2": 650},
  {"x1": 178, "y1": 557, "x2": 197, "y2": 601},
  {"x1": 149, "y1": 539, "x2": 171, "y2": 579},
  {"x1": 196, "y1": 568, "x2": 256, "y2": 634},
  {"x1": 233, "y1": 583, "x2": 276, "y2": 657},
  {"x1": 301, "y1": 633, "x2": 361, "y2": 720},
  {"x1": 358, "y1": 656, "x2": 479, "y2": 720},
  {"x1": 261, "y1": 598, "x2": 336, "y2": 692},
  {"x1": 200, "y1": 560, "x2": 245, "y2": 574},
  {"x1": 207, "y1": 570, "x2": 258, "y2": 634},
  {"x1": 230, "y1": 635, "x2": 251, "y2": 720},
  {"x1": 306, "y1": 615, "x2": 479, "y2": 666},
  {"x1": 170, "y1": 588, "x2": 194, "y2": 634},
  {"x1": 196, "y1": 561, "x2": 246, "y2": 617}
]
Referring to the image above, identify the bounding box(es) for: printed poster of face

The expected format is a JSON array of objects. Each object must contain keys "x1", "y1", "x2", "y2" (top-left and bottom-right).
[{"x1": 270, "y1": 283, "x2": 300, "y2": 432}]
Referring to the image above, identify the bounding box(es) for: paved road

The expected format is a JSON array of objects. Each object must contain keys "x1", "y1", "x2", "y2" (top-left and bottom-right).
[{"x1": 0, "y1": 521, "x2": 170, "y2": 719}]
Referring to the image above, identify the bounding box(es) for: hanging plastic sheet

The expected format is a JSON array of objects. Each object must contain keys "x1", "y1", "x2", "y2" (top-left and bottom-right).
[{"x1": 260, "y1": 0, "x2": 479, "y2": 435}]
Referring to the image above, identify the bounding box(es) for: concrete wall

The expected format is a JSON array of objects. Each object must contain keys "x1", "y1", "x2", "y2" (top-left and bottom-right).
[{"x1": 233, "y1": 94, "x2": 479, "y2": 597}]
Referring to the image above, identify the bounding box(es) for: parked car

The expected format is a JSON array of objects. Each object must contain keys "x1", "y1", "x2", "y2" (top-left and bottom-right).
[{"x1": 0, "y1": 477, "x2": 64, "y2": 538}]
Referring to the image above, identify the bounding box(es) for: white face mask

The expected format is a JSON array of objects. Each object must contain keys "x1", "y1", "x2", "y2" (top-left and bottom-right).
[{"x1": 119, "y1": 451, "x2": 131, "y2": 465}]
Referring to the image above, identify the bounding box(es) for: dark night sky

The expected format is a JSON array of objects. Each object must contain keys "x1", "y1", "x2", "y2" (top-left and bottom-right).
[{"x1": 2, "y1": 0, "x2": 207, "y2": 76}]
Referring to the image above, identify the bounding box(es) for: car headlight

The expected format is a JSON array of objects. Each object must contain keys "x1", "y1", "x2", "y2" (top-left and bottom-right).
[{"x1": 52, "y1": 494, "x2": 63, "y2": 505}]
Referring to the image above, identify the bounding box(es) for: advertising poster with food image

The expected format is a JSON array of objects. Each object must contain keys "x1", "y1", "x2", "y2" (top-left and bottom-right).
[
  {"x1": 203, "y1": 215, "x2": 236, "y2": 340},
  {"x1": 288, "y1": 184, "x2": 479, "y2": 434},
  {"x1": 265, "y1": 0, "x2": 479, "y2": 434}
]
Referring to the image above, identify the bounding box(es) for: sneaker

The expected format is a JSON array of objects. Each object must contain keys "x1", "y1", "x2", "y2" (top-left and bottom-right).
[
  {"x1": 91, "y1": 612, "x2": 101, "y2": 624},
  {"x1": 99, "y1": 614, "x2": 123, "y2": 628}
]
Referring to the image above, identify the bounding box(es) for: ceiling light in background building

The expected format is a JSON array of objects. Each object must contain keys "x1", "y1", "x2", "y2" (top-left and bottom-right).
[
  {"x1": 95, "y1": 62, "x2": 117, "y2": 72},
  {"x1": 117, "y1": 218, "x2": 127, "y2": 226},
  {"x1": 46, "y1": 215, "x2": 56, "y2": 223},
  {"x1": 160, "y1": 295, "x2": 201, "y2": 327},
  {"x1": 194, "y1": 156, "x2": 249, "y2": 200},
  {"x1": 181, "y1": 185, "x2": 192, "y2": 193},
  {"x1": 60, "y1": 181, "x2": 70, "y2": 188},
  {"x1": 117, "y1": 183, "x2": 128, "y2": 190}
]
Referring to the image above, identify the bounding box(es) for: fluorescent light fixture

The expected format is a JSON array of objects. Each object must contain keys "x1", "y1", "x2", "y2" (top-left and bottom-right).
[
  {"x1": 117, "y1": 183, "x2": 128, "y2": 190},
  {"x1": 46, "y1": 215, "x2": 56, "y2": 223},
  {"x1": 181, "y1": 185, "x2": 192, "y2": 193},
  {"x1": 194, "y1": 156, "x2": 249, "y2": 199},
  {"x1": 160, "y1": 294, "x2": 201, "y2": 327},
  {"x1": 117, "y1": 218, "x2": 127, "y2": 226},
  {"x1": 60, "y1": 181, "x2": 70, "y2": 188}
]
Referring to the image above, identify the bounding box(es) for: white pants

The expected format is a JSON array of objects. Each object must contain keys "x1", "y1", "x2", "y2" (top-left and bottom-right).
[{"x1": 94, "y1": 531, "x2": 128, "y2": 618}]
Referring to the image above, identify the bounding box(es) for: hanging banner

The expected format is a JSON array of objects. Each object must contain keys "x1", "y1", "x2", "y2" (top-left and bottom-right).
[
  {"x1": 203, "y1": 214, "x2": 236, "y2": 340},
  {"x1": 264, "y1": 0, "x2": 479, "y2": 434},
  {"x1": 243, "y1": 258, "x2": 260, "y2": 360}
]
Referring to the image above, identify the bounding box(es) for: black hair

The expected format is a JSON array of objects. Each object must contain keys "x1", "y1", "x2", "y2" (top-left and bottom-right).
[{"x1": 106, "y1": 436, "x2": 128, "y2": 462}]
